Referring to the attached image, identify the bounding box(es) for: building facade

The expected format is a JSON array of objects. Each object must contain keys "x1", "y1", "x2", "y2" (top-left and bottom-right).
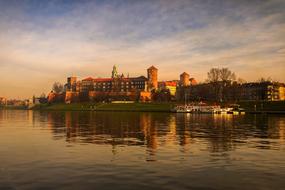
[
  {"x1": 176, "y1": 81, "x2": 285, "y2": 102},
  {"x1": 54, "y1": 66, "x2": 155, "y2": 103},
  {"x1": 147, "y1": 66, "x2": 158, "y2": 91},
  {"x1": 66, "y1": 76, "x2": 77, "y2": 92},
  {"x1": 239, "y1": 82, "x2": 285, "y2": 101},
  {"x1": 180, "y1": 72, "x2": 190, "y2": 87},
  {"x1": 158, "y1": 81, "x2": 178, "y2": 96},
  {"x1": 0, "y1": 97, "x2": 7, "y2": 105}
]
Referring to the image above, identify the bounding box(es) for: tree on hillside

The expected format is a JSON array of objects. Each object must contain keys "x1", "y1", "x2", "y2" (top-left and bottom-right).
[
  {"x1": 52, "y1": 82, "x2": 64, "y2": 93},
  {"x1": 220, "y1": 68, "x2": 236, "y2": 82},
  {"x1": 207, "y1": 68, "x2": 237, "y2": 102},
  {"x1": 257, "y1": 77, "x2": 272, "y2": 83},
  {"x1": 207, "y1": 68, "x2": 220, "y2": 83}
]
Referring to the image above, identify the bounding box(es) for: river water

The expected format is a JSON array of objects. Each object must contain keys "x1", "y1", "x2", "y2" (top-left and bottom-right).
[{"x1": 0, "y1": 110, "x2": 284, "y2": 190}]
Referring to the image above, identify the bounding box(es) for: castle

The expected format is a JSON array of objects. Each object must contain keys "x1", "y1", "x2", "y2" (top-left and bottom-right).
[{"x1": 47, "y1": 65, "x2": 197, "y2": 103}]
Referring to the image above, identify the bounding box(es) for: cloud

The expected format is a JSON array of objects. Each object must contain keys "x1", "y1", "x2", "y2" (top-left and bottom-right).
[{"x1": 0, "y1": 0, "x2": 285, "y2": 98}]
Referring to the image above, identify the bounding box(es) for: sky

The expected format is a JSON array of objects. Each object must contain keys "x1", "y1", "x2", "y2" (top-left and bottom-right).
[{"x1": 0, "y1": 0, "x2": 285, "y2": 99}]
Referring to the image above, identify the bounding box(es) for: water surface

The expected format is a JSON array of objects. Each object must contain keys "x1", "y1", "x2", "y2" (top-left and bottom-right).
[{"x1": 0, "y1": 110, "x2": 285, "y2": 190}]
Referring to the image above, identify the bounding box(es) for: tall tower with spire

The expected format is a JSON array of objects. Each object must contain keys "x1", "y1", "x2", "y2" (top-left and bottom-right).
[{"x1": 111, "y1": 65, "x2": 118, "y2": 78}]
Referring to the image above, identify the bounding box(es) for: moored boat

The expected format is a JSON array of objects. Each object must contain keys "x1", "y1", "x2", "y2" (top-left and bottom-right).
[
  {"x1": 173, "y1": 105, "x2": 221, "y2": 113},
  {"x1": 173, "y1": 103, "x2": 245, "y2": 114}
]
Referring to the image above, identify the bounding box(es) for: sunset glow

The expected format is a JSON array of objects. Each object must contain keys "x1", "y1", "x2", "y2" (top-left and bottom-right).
[{"x1": 1, "y1": 0, "x2": 285, "y2": 98}]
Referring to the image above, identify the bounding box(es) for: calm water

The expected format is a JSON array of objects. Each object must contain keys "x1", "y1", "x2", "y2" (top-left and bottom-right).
[{"x1": 0, "y1": 110, "x2": 285, "y2": 190}]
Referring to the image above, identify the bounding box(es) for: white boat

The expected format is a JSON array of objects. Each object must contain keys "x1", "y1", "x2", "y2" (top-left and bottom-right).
[
  {"x1": 173, "y1": 102, "x2": 246, "y2": 114},
  {"x1": 173, "y1": 105, "x2": 221, "y2": 113}
]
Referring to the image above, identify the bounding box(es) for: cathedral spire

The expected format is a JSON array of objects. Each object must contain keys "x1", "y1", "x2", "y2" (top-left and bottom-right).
[{"x1": 112, "y1": 65, "x2": 118, "y2": 78}]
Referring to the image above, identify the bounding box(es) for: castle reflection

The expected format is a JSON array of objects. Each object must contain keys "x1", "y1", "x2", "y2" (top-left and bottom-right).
[{"x1": 23, "y1": 111, "x2": 285, "y2": 155}]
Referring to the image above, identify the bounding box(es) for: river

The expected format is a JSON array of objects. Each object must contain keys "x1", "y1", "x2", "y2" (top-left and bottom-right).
[{"x1": 0, "y1": 110, "x2": 284, "y2": 190}]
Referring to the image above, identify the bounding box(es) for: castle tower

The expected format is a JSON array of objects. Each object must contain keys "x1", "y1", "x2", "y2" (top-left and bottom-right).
[
  {"x1": 147, "y1": 66, "x2": 158, "y2": 91},
  {"x1": 67, "y1": 76, "x2": 77, "y2": 92},
  {"x1": 180, "y1": 72, "x2": 190, "y2": 86},
  {"x1": 112, "y1": 65, "x2": 118, "y2": 78}
]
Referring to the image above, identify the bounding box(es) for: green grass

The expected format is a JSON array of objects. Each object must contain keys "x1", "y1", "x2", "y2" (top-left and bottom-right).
[
  {"x1": 30, "y1": 101, "x2": 285, "y2": 113},
  {"x1": 33, "y1": 102, "x2": 174, "y2": 112},
  {"x1": 33, "y1": 103, "x2": 96, "y2": 111},
  {"x1": 0, "y1": 105, "x2": 27, "y2": 110},
  {"x1": 95, "y1": 103, "x2": 174, "y2": 112},
  {"x1": 238, "y1": 101, "x2": 285, "y2": 112}
]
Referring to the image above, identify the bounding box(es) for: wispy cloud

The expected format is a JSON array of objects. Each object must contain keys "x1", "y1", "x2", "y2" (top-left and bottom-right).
[{"x1": 0, "y1": 0, "x2": 285, "y2": 98}]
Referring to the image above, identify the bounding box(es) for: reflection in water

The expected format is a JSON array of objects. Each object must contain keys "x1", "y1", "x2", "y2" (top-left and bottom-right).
[
  {"x1": 1, "y1": 110, "x2": 284, "y2": 154},
  {"x1": 0, "y1": 110, "x2": 285, "y2": 190},
  {"x1": 22, "y1": 111, "x2": 285, "y2": 155}
]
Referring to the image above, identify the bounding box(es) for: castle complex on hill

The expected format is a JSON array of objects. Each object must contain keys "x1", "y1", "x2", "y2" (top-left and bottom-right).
[
  {"x1": 47, "y1": 65, "x2": 197, "y2": 103},
  {"x1": 46, "y1": 64, "x2": 285, "y2": 104}
]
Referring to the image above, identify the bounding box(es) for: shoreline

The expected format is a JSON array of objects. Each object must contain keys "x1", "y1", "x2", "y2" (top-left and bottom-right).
[
  {"x1": 31, "y1": 102, "x2": 175, "y2": 112},
  {"x1": 1, "y1": 102, "x2": 285, "y2": 114}
]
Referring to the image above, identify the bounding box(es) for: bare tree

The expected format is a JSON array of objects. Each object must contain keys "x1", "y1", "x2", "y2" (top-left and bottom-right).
[
  {"x1": 207, "y1": 68, "x2": 220, "y2": 83},
  {"x1": 207, "y1": 68, "x2": 220, "y2": 101},
  {"x1": 257, "y1": 77, "x2": 272, "y2": 83},
  {"x1": 52, "y1": 82, "x2": 64, "y2": 93},
  {"x1": 207, "y1": 67, "x2": 237, "y2": 102},
  {"x1": 220, "y1": 68, "x2": 236, "y2": 81}
]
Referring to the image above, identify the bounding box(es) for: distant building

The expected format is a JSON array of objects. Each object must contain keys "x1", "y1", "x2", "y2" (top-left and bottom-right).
[
  {"x1": 239, "y1": 82, "x2": 285, "y2": 101},
  {"x1": 33, "y1": 96, "x2": 48, "y2": 105},
  {"x1": 81, "y1": 77, "x2": 95, "y2": 92},
  {"x1": 93, "y1": 76, "x2": 148, "y2": 92},
  {"x1": 147, "y1": 66, "x2": 158, "y2": 91},
  {"x1": 158, "y1": 81, "x2": 178, "y2": 96},
  {"x1": 177, "y1": 81, "x2": 285, "y2": 102},
  {"x1": 66, "y1": 76, "x2": 77, "y2": 92},
  {"x1": 180, "y1": 72, "x2": 190, "y2": 86},
  {"x1": 62, "y1": 66, "x2": 155, "y2": 103},
  {"x1": 48, "y1": 91, "x2": 65, "y2": 103},
  {"x1": 279, "y1": 85, "x2": 285, "y2": 101},
  {"x1": 189, "y1": 78, "x2": 197, "y2": 85},
  {"x1": 6, "y1": 99, "x2": 27, "y2": 106},
  {"x1": 176, "y1": 72, "x2": 198, "y2": 101},
  {"x1": 0, "y1": 97, "x2": 7, "y2": 105}
]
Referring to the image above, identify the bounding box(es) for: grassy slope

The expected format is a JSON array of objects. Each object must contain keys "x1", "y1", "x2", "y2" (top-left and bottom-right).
[
  {"x1": 31, "y1": 101, "x2": 285, "y2": 112},
  {"x1": 0, "y1": 105, "x2": 27, "y2": 110},
  {"x1": 95, "y1": 103, "x2": 173, "y2": 111},
  {"x1": 33, "y1": 102, "x2": 174, "y2": 112},
  {"x1": 238, "y1": 101, "x2": 285, "y2": 112}
]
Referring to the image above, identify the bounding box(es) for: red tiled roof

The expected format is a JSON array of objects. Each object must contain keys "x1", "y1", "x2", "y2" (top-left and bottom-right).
[
  {"x1": 148, "y1": 65, "x2": 158, "y2": 70},
  {"x1": 82, "y1": 77, "x2": 94, "y2": 81},
  {"x1": 159, "y1": 81, "x2": 177, "y2": 87},
  {"x1": 180, "y1": 72, "x2": 189, "y2": 76},
  {"x1": 93, "y1": 78, "x2": 113, "y2": 82},
  {"x1": 190, "y1": 78, "x2": 197, "y2": 85},
  {"x1": 129, "y1": 76, "x2": 147, "y2": 81},
  {"x1": 120, "y1": 78, "x2": 132, "y2": 81},
  {"x1": 81, "y1": 76, "x2": 147, "y2": 82},
  {"x1": 165, "y1": 81, "x2": 177, "y2": 86}
]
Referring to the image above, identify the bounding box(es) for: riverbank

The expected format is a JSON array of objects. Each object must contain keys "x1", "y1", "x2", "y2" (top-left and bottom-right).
[
  {"x1": 238, "y1": 101, "x2": 285, "y2": 114},
  {"x1": 0, "y1": 105, "x2": 27, "y2": 110},
  {"x1": 32, "y1": 102, "x2": 175, "y2": 112},
  {"x1": 3, "y1": 101, "x2": 284, "y2": 114}
]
